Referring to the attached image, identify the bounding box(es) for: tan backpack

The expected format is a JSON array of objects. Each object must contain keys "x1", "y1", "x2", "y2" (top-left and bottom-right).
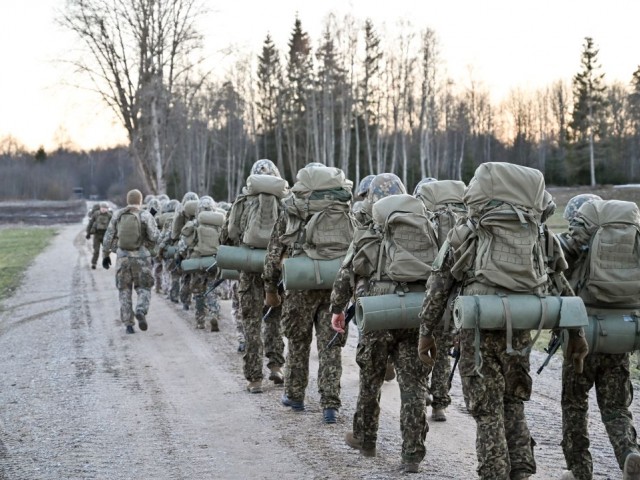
[
  {"x1": 574, "y1": 200, "x2": 640, "y2": 307},
  {"x1": 353, "y1": 194, "x2": 439, "y2": 283},
  {"x1": 460, "y1": 162, "x2": 548, "y2": 293},
  {"x1": 93, "y1": 211, "x2": 112, "y2": 232},
  {"x1": 280, "y1": 166, "x2": 354, "y2": 260},
  {"x1": 227, "y1": 174, "x2": 288, "y2": 249},
  {"x1": 193, "y1": 211, "x2": 225, "y2": 257},
  {"x1": 416, "y1": 180, "x2": 467, "y2": 246},
  {"x1": 117, "y1": 208, "x2": 143, "y2": 250}
]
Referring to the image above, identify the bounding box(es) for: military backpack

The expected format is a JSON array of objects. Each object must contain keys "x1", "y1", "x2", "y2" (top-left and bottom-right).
[
  {"x1": 117, "y1": 208, "x2": 143, "y2": 250},
  {"x1": 193, "y1": 211, "x2": 225, "y2": 257}
]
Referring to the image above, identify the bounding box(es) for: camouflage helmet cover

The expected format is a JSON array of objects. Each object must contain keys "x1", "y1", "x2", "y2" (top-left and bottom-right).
[
  {"x1": 143, "y1": 194, "x2": 156, "y2": 205},
  {"x1": 367, "y1": 173, "x2": 407, "y2": 205},
  {"x1": 156, "y1": 194, "x2": 170, "y2": 203},
  {"x1": 181, "y1": 191, "x2": 199, "y2": 205},
  {"x1": 563, "y1": 193, "x2": 603, "y2": 221},
  {"x1": 198, "y1": 196, "x2": 216, "y2": 212},
  {"x1": 217, "y1": 201, "x2": 232, "y2": 212},
  {"x1": 412, "y1": 177, "x2": 438, "y2": 196},
  {"x1": 251, "y1": 159, "x2": 281, "y2": 177},
  {"x1": 163, "y1": 199, "x2": 180, "y2": 213},
  {"x1": 356, "y1": 174, "x2": 376, "y2": 199}
]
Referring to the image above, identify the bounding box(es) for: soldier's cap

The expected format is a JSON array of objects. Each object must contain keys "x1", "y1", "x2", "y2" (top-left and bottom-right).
[
  {"x1": 563, "y1": 193, "x2": 603, "y2": 221},
  {"x1": 127, "y1": 189, "x2": 143, "y2": 206}
]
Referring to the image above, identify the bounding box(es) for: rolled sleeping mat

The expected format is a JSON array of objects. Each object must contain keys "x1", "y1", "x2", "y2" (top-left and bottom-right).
[
  {"x1": 180, "y1": 256, "x2": 216, "y2": 273},
  {"x1": 162, "y1": 245, "x2": 177, "y2": 259},
  {"x1": 453, "y1": 295, "x2": 588, "y2": 330},
  {"x1": 355, "y1": 292, "x2": 425, "y2": 333},
  {"x1": 216, "y1": 245, "x2": 266, "y2": 273},
  {"x1": 220, "y1": 269, "x2": 240, "y2": 280},
  {"x1": 576, "y1": 311, "x2": 640, "y2": 354},
  {"x1": 282, "y1": 256, "x2": 343, "y2": 290}
]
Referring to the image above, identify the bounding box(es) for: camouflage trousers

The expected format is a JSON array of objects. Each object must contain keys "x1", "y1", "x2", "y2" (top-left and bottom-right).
[
  {"x1": 430, "y1": 331, "x2": 453, "y2": 410},
  {"x1": 162, "y1": 257, "x2": 180, "y2": 302},
  {"x1": 238, "y1": 272, "x2": 284, "y2": 382},
  {"x1": 231, "y1": 281, "x2": 245, "y2": 343},
  {"x1": 459, "y1": 328, "x2": 536, "y2": 480},
  {"x1": 152, "y1": 257, "x2": 163, "y2": 293},
  {"x1": 281, "y1": 289, "x2": 345, "y2": 409},
  {"x1": 353, "y1": 328, "x2": 430, "y2": 463},
  {"x1": 115, "y1": 256, "x2": 154, "y2": 327},
  {"x1": 190, "y1": 272, "x2": 221, "y2": 328},
  {"x1": 179, "y1": 272, "x2": 192, "y2": 306},
  {"x1": 561, "y1": 352, "x2": 639, "y2": 480},
  {"x1": 91, "y1": 231, "x2": 106, "y2": 267}
]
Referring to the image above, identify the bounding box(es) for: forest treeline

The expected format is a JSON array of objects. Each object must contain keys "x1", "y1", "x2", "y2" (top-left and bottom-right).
[{"x1": 3, "y1": 1, "x2": 640, "y2": 200}]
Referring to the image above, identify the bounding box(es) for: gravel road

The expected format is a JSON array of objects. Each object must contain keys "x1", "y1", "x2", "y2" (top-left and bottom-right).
[{"x1": 0, "y1": 223, "x2": 636, "y2": 479}]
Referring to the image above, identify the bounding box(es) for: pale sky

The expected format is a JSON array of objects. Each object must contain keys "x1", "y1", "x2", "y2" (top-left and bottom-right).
[{"x1": 1, "y1": 0, "x2": 639, "y2": 152}]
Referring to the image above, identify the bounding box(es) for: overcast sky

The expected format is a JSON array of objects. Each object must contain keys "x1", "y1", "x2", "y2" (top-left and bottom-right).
[{"x1": 1, "y1": 0, "x2": 639, "y2": 151}]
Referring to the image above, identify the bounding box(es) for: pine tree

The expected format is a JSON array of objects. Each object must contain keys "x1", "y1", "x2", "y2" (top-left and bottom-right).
[
  {"x1": 257, "y1": 34, "x2": 283, "y2": 171},
  {"x1": 568, "y1": 37, "x2": 607, "y2": 186}
]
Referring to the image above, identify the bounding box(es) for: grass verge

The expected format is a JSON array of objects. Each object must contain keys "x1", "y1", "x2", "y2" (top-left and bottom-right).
[{"x1": 0, "y1": 227, "x2": 58, "y2": 306}]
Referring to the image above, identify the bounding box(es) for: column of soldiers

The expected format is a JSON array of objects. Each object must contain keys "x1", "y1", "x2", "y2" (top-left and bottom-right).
[{"x1": 90, "y1": 158, "x2": 640, "y2": 479}]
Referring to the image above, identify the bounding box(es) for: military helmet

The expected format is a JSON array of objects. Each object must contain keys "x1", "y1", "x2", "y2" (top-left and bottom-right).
[
  {"x1": 99, "y1": 201, "x2": 109, "y2": 209},
  {"x1": 305, "y1": 162, "x2": 325, "y2": 168},
  {"x1": 143, "y1": 194, "x2": 156, "y2": 205},
  {"x1": 356, "y1": 175, "x2": 376, "y2": 200},
  {"x1": 217, "y1": 201, "x2": 232, "y2": 212},
  {"x1": 563, "y1": 193, "x2": 603, "y2": 221},
  {"x1": 181, "y1": 191, "x2": 199, "y2": 205},
  {"x1": 163, "y1": 199, "x2": 180, "y2": 213},
  {"x1": 147, "y1": 198, "x2": 161, "y2": 214},
  {"x1": 156, "y1": 194, "x2": 170, "y2": 203},
  {"x1": 367, "y1": 173, "x2": 406, "y2": 205},
  {"x1": 412, "y1": 177, "x2": 438, "y2": 196},
  {"x1": 251, "y1": 159, "x2": 280, "y2": 177},
  {"x1": 198, "y1": 196, "x2": 216, "y2": 212}
]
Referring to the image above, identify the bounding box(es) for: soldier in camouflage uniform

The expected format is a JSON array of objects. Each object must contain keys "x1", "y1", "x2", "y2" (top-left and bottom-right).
[
  {"x1": 558, "y1": 194, "x2": 640, "y2": 480},
  {"x1": 170, "y1": 192, "x2": 199, "y2": 309},
  {"x1": 418, "y1": 179, "x2": 589, "y2": 480},
  {"x1": 86, "y1": 201, "x2": 112, "y2": 269},
  {"x1": 220, "y1": 159, "x2": 285, "y2": 394},
  {"x1": 102, "y1": 189, "x2": 159, "y2": 334},
  {"x1": 176, "y1": 196, "x2": 222, "y2": 331},
  {"x1": 263, "y1": 163, "x2": 352, "y2": 423},
  {"x1": 330, "y1": 173, "x2": 432, "y2": 473},
  {"x1": 157, "y1": 199, "x2": 181, "y2": 301}
]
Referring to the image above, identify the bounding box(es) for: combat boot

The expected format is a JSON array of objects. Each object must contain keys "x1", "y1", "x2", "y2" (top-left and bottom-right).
[
  {"x1": 247, "y1": 380, "x2": 263, "y2": 394},
  {"x1": 210, "y1": 319, "x2": 219, "y2": 332},
  {"x1": 431, "y1": 408, "x2": 447, "y2": 422},
  {"x1": 281, "y1": 394, "x2": 305, "y2": 411},
  {"x1": 560, "y1": 472, "x2": 576, "y2": 480},
  {"x1": 385, "y1": 362, "x2": 396, "y2": 382},
  {"x1": 402, "y1": 463, "x2": 420, "y2": 473},
  {"x1": 344, "y1": 432, "x2": 376, "y2": 457},
  {"x1": 196, "y1": 321, "x2": 205, "y2": 329},
  {"x1": 135, "y1": 311, "x2": 148, "y2": 331},
  {"x1": 323, "y1": 408, "x2": 337, "y2": 424},
  {"x1": 269, "y1": 366, "x2": 284, "y2": 384},
  {"x1": 126, "y1": 325, "x2": 135, "y2": 334},
  {"x1": 624, "y1": 452, "x2": 640, "y2": 480}
]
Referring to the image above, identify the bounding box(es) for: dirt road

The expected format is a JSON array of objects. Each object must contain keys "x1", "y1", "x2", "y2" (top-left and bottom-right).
[{"x1": 0, "y1": 223, "x2": 635, "y2": 479}]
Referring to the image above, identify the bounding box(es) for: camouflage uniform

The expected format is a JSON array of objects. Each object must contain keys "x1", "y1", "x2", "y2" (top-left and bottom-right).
[
  {"x1": 102, "y1": 203, "x2": 159, "y2": 329},
  {"x1": 157, "y1": 200, "x2": 182, "y2": 303},
  {"x1": 86, "y1": 203, "x2": 112, "y2": 268},
  {"x1": 331, "y1": 173, "x2": 432, "y2": 466},
  {"x1": 220, "y1": 159, "x2": 285, "y2": 386},
  {"x1": 558, "y1": 197, "x2": 640, "y2": 480},
  {"x1": 420, "y1": 250, "x2": 536, "y2": 480},
  {"x1": 230, "y1": 281, "x2": 246, "y2": 348}
]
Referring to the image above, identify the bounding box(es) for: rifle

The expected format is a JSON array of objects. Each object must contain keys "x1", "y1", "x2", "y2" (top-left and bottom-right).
[
  {"x1": 536, "y1": 332, "x2": 561, "y2": 375},
  {"x1": 326, "y1": 302, "x2": 356, "y2": 349},
  {"x1": 203, "y1": 278, "x2": 226, "y2": 297},
  {"x1": 447, "y1": 345, "x2": 460, "y2": 390}
]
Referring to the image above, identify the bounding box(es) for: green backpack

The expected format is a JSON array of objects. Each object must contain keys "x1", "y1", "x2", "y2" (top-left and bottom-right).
[
  {"x1": 117, "y1": 209, "x2": 142, "y2": 250},
  {"x1": 94, "y1": 211, "x2": 112, "y2": 232},
  {"x1": 574, "y1": 200, "x2": 640, "y2": 307},
  {"x1": 460, "y1": 162, "x2": 548, "y2": 293},
  {"x1": 193, "y1": 211, "x2": 225, "y2": 257},
  {"x1": 281, "y1": 165, "x2": 354, "y2": 260},
  {"x1": 416, "y1": 180, "x2": 466, "y2": 246},
  {"x1": 353, "y1": 194, "x2": 439, "y2": 284}
]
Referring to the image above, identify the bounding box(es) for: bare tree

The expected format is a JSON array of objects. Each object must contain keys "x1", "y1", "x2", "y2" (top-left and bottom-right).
[{"x1": 60, "y1": 0, "x2": 205, "y2": 193}]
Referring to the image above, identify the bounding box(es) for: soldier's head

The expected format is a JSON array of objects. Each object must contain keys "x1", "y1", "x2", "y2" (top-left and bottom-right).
[
  {"x1": 163, "y1": 199, "x2": 180, "y2": 213},
  {"x1": 563, "y1": 194, "x2": 603, "y2": 222},
  {"x1": 143, "y1": 194, "x2": 155, "y2": 205},
  {"x1": 147, "y1": 198, "x2": 161, "y2": 215},
  {"x1": 356, "y1": 175, "x2": 375, "y2": 200},
  {"x1": 157, "y1": 194, "x2": 170, "y2": 203},
  {"x1": 99, "y1": 201, "x2": 109, "y2": 213},
  {"x1": 217, "y1": 201, "x2": 232, "y2": 212},
  {"x1": 251, "y1": 159, "x2": 280, "y2": 177},
  {"x1": 198, "y1": 196, "x2": 216, "y2": 213},
  {"x1": 412, "y1": 177, "x2": 438, "y2": 196},
  {"x1": 181, "y1": 191, "x2": 199, "y2": 205},
  {"x1": 367, "y1": 173, "x2": 406, "y2": 205},
  {"x1": 127, "y1": 189, "x2": 143, "y2": 206}
]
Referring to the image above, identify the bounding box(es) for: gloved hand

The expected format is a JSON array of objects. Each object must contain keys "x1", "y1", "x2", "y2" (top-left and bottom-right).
[
  {"x1": 86, "y1": 233, "x2": 91, "y2": 240},
  {"x1": 175, "y1": 254, "x2": 183, "y2": 269},
  {"x1": 418, "y1": 334, "x2": 437, "y2": 368},
  {"x1": 331, "y1": 312, "x2": 345, "y2": 334},
  {"x1": 565, "y1": 328, "x2": 589, "y2": 374},
  {"x1": 102, "y1": 256, "x2": 112, "y2": 270},
  {"x1": 264, "y1": 291, "x2": 281, "y2": 307}
]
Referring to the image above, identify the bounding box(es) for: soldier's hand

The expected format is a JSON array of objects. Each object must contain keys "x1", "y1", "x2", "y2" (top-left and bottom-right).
[
  {"x1": 102, "y1": 256, "x2": 111, "y2": 270},
  {"x1": 418, "y1": 334, "x2": 437, "y2": 368},
  {"x1": 264, "y1": 291, "x2": 281, "y2": 307},
  {"x1": 331, "y1": 312, "x2": 345, "y2": 334},
  {"x1": 566, "y1": 328, "x2": 589, "y2": 374},
  {"x1": 86, "y1": 233, "x2": 91, "y2": 240},
  {"x1": 174, "y1": 254, "x2": 183, "y2": 269}
]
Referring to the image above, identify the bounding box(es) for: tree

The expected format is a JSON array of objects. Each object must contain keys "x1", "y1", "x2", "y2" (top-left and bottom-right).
[
  {"x1": 628, "y1": 66, "x2": 640, "y2": 179},
  {"x1": 568, "y1": 37, "x2": 607, "y2": 186},
  {"x1": 359, "y1": 19, "x2": 383, "y2": 175},
  {"x1": 60, "y1": 0, "x2": 205, "y2": 193},
  {"x1": 257, "y1": 34, "x2": 284, "y2": 172}
]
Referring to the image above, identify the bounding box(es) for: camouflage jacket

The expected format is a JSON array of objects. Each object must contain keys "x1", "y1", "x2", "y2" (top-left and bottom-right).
[
  {"x1": 102, "y1": 206, "x2": 159, "y2": 258},
  {"x1": 262, "y1": 212, "x2": 288, "y2": 293},
  {"x1": 419, "y1": 247, "x2": 458, "y2": 337},
  {"x1": 86, "y1": 210, "x2": 112, "y2": 235}
]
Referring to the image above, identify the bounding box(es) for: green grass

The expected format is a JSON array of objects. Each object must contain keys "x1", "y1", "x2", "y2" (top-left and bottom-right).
[{"x1": 0, "y1": 227, "x2": 58, "y2": 305}]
